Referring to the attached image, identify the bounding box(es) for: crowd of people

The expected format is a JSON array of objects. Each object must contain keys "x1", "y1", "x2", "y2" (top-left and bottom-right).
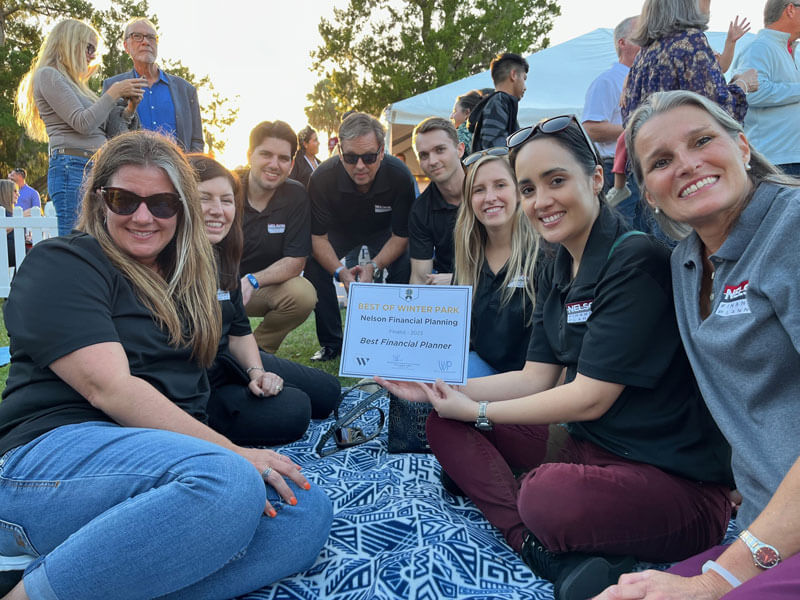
[{"x1": 1, "y1": 0, "x2": 799, "y2": 598}]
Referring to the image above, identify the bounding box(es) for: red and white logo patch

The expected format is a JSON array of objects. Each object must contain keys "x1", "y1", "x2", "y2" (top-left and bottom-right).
[
  {"x1": 566, "y1": 300, "x2": 593, "y2": 324},
  {"x1": 715, "y1": 280, "x2": 751, "y2": 316}
]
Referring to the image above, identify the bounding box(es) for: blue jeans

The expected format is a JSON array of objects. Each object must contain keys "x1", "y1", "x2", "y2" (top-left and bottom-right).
[
  {"x1": 467, "y1": 351, "x2": 499, "y2": 378},
  {"x1": 48, "y1": 153, "x2": 89, "y2": 235},
  {"x1": 0, "y1": 422, "x2": 332, "y2": 599}
]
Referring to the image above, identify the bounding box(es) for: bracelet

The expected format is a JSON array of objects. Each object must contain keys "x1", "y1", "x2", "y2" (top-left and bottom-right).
[
  {"x1": 246, "y1": 366, "x2": 265, "y2": 376},
  {"x1": 245, "y1": 273, "x2": 259, "y2": 289},
  {"x1": 701, "y1": 560, "x2": 742, "y2": 589},
  {"x1": 334, "y1": 266, "x2": 345, "y2": 282},
  {"x1": 367, "y1": 260, "x2": 380, "y2": 272},
  {"x1": 736, "y1": 79, "x2": 750, "y2": 94}
]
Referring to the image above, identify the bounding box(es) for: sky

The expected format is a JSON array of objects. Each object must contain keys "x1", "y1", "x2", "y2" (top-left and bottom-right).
[{"x1": 86, "y1": 0, "x2": 762, "y2": 168}]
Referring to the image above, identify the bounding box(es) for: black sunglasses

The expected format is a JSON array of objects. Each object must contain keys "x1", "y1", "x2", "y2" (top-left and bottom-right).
[
  {"x1": 98, "y1": 187, "x2": 182, "y2": 219},
  {"x1": 462, "y1": 146, "x2": 509, "y2": 167},
  {"x1": 506, "y1": 115, "x2": 601, "y2": 166},
  {"x1": 340, "y1": 149, "x2": 382, "y2": 165}
]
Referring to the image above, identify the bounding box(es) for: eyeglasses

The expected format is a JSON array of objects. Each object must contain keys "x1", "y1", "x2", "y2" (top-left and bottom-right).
[
  {"x1": 462, "y1": 146, "x2": 509, "y2": 167},
  {"x1": 340, "y1": 148, "x2": 382, "y2": 165},
  {"x1": 98, "y1": 187, "x2": 182, "y2": 219},
  {"x1": 127, "y1": 32, "x2": 159, "y2": 43},
  {"x1": 506, "y1": 115, "x2": 601, "y2": 166},
  {"x1": 86, "y1": 43, "x2": 97, "y2": 56}
]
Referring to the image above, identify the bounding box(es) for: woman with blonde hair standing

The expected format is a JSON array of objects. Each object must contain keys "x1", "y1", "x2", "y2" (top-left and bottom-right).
[{"x1": 16, "y1": 18, "x2": 146, "y2": 235}]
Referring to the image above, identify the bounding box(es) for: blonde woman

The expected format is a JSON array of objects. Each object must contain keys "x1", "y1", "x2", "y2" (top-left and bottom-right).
[
  {"x1": 454, "y1": 149, "x2": 539, "y2": 377},
  {"x1": 0, "y1": 131, "x2": 331, "y2": 599},
  {"x1": 16, "y1": 18, "x2": 146, "y2": 235}
]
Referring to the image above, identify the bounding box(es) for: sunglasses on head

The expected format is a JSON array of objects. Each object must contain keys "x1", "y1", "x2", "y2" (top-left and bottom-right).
[
  {"x1": 340, "y1": 149, "x2": 382, "y2": 165},
  {"x1": 506, "y1": 115, "x2": 601, "y2": 166},
  {"x1": 97, "y1": 187, "x2": 182, "y2": 219},
  {"x1": 462, "y1": 146, "x2": 510, "y2": 167}
]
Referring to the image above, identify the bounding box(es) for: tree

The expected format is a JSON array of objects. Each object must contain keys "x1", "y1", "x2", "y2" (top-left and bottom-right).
[
  {"x1": 304, "y1": 78, "x2": 347, "y2": 137},
  {"x1": 309, "y1": 0, "x2": 561, "y2": 118}
]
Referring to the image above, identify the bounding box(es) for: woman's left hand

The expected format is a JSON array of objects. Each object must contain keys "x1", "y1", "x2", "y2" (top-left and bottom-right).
[
  {"x1": 419, "y1": 379, "x2": 480, "y2": 422},
  {"x1": 592, "y1": 570, "x2": 729, "y2": 600},
  {"x1": 249, "y1": 370, "x2": 284, "y2": 398}
]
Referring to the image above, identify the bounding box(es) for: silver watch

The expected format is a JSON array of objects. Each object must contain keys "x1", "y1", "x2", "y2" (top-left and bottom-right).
[{"x1": 475, "y1": 401, "x2": 493, "y2": 431}]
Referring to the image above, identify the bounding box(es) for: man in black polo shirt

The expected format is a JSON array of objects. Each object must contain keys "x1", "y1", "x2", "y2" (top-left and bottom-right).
[
  {"x1": 237, "y1": 120, "x2": 317, "y2": 353},
  {"x1": 409, "y1": 117, "x2": 465, "y2": 285},
  {"x1": 305, "y1": 112, "x2": 414, "y2": 361}
]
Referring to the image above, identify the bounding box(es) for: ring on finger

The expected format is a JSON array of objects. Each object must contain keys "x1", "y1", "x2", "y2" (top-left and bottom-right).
[{"x1": 261, "y1": 467, "x2": 273, "y2": 480}]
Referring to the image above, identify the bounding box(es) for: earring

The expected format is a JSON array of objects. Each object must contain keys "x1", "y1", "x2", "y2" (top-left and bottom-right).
[
  {"x1": 654, "y1": 206, "x2": 660, "y2": 215},
  {"x1": 745, "y1": 162, "x2": 752, "y2": 171}
]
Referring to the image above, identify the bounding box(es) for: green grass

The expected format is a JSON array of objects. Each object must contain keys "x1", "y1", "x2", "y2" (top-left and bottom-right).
[{"x1": 0, "y1": 303, "x2": 356, "y2": 396}]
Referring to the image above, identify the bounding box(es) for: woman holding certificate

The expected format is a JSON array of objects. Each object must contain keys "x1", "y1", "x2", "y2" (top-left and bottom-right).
[{"x1": 376, "y1": 116, "x2": 733, "y2": 600}]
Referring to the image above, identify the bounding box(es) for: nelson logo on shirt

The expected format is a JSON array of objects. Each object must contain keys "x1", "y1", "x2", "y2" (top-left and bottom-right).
[
  {"x1": 566, "y1": 300, "x2": 593, "y2": 324},
  {"x1": 267, "y1": 223, "x2": 285, "y2": 234},
  {"x1": 715, "y1": 280, "x2": 751, "y2": 316}
]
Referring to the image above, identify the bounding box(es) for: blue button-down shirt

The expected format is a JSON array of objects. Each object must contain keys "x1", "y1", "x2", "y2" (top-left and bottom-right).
[{"x1": 134, "y1": 68, "x2": 178, "y2": 141}]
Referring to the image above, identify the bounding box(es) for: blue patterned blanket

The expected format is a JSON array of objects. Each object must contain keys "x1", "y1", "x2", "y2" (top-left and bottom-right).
[{"x1": 242, "y1": 390, "x2": 738, "y2": 600}]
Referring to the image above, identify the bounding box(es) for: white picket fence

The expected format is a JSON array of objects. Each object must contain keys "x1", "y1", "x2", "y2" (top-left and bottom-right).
[{"x1": 0, "y1": 203, "x2": 59, "y2": 297}]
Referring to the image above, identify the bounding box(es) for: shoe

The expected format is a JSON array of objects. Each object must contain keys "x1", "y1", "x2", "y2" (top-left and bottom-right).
[
  {"x1": 520, "y1": 532, "x2": 636, "y2": 600},
  {"x1": 0, "y1": 570, "x2": 22, "y2": 595},
  {"x1": 311, "y1": 346, "x2": 340, "y2": 362},
  {"x1": 440, "y1": 469, "x2": 466, "y2": 496}
]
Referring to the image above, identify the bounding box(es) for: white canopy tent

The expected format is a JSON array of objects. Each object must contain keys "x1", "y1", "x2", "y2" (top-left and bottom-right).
[{"x1": 385, "y1": 28, "x2": 753, "y2": 176}]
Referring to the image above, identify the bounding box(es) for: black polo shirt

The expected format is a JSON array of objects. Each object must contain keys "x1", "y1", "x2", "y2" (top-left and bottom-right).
[
  {"x1": 239, "y1": 172, "x2": 311, "y2": 276},
  {"x1": 527, "y1": 207, "x2": 732, "y2": 486},
  {"x1": 309, "y1": 154, "x2": 414, "y2": 240},
  {"x1": 471, "y1": 261, "x2": 533, "y2": 372},
  {"x1": 0, "y1": 234, "x2": 210, "y2": 456},
  {"x1": 408, "y1": 181, "x2": 459, "y2": 274}
]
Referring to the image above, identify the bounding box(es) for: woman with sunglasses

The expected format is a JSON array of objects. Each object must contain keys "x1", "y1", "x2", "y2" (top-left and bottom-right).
[
  {"x1": 0, "y1": 131, "x2": 332, "y2": 600},
  {"x1": 455, "y1": 148, "x2": 539, "y2": 378},
  {"x1": 593, "y1": 90, "x2": 800, "y2": 600},
  {"x1": 188, "y1": 154, "x2": 339, "y2": 446},
  {"x1": 15, "y1": 18, "x2": 147, "y2": 236},
  {"x1": 377, "y1": 116, "x2": 733, "y2": 600}
]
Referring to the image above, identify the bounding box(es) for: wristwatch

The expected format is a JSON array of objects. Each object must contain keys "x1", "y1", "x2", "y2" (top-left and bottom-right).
[
  {"x1": 475, "y1": 401, "x2": 493, "y2": 431},
  {"x1": 738, "y1": 530, "x2": 781, "y2": 569},
  {"x1": 245, "y1": 273, "x2": 259, "y2": 289}
]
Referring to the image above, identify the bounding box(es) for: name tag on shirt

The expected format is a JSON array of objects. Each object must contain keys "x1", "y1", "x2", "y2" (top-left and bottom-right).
[
  {"x1": 507, "y1": 275, "x2": 528, "y2": 288},
  {"x1": 566, "y1": 300, "x2": 593, "y2": 323},
  {"x1": 715, "y1": 280, "x2": 751, "y2": 316},
  {"x1": 217, "y1": 290, "x2": 231, "y2": 301},
  {"x1": 374, "y1": 205, "x2": 392, "y2": 213},
  {"x1": 268, "y1": 223, "x2": 286, "y2": 234}
]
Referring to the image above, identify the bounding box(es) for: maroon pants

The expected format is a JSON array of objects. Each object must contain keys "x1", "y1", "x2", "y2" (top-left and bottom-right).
[
  {"x1": 669, "y1": 545, "x2": 800, "y2": 598},
  {"x1": 426, "y1": 413, "x2": 731, "y2": 562}
]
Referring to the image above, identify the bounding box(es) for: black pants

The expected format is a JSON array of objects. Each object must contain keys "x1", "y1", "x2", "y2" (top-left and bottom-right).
[
  {"x1": 206, "y1": 351, "x2": 341, "y2": 446},
  {"x1": 305, "y1": 229, "x2": 410, "y2": 349}
]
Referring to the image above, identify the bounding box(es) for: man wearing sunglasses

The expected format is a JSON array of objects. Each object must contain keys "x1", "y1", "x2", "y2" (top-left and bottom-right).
[
  {"x1": 304, "y1": 112, "x2": 414, "y2": 362},
  {"x1": 103, "y1": 17, "x2": 204, "y2": 153},
  {"x1": 409, "y1": 117, "x2": 465, "y2": 285}
]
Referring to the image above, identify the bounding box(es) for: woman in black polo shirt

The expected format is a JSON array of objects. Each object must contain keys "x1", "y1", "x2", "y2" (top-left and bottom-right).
[
  {"x1": 189, "y1": 154, "x2": 339, "y2": 446},
  {"x1": 378, "y1": 117, "x2": 733, "y2": 600},
  {"x1": 453, "y1": 151, "x2": 539, "y2": 377}
]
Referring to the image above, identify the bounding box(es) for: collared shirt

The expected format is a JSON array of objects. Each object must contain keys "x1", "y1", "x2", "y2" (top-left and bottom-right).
[
  {"x1": 239, "y1": 173, "x2": 311, "y2": 276},
  {"x1": 408, "y1": 181, "x2": 458, "y2": 274},
  {"x1": 308, "y1": 154, "x2": 414, "y2": 240},
  {"x1": 582, "y1": 61, "x2": 629, "y2": 158},
  {"x1": 732, "y1": 28, "x2": 800, "y2": 166},
  {"x1": 15, "y1": 184, "x2": 41, "y2": 212},
  {"x1": 527, "y1": 206, "x2": 732, "y2": 485},
  {"x1": 134, "y1": 68, "x2": 178, "y2": 141},
  {"x1": 672, "y1": 182, "x2": 800, "y2": 527},
  {"x1": 471, "y1": 260, "x2": 533, "y2": 373}
]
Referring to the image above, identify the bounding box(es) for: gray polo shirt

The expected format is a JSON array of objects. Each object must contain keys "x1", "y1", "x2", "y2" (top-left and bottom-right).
[{"x1": 672, "y1": 182, "x2": 800, "y2": 528}]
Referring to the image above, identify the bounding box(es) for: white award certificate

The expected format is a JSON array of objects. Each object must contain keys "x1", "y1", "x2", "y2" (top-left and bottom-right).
[{"x1": 339, "y1": 283, "x2": 472, "y2": 385}]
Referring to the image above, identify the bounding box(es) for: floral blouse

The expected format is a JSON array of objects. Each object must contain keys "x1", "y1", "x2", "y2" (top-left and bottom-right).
[{"x1": 621, "y1": 28, "x2": 747, "y2": 124}]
